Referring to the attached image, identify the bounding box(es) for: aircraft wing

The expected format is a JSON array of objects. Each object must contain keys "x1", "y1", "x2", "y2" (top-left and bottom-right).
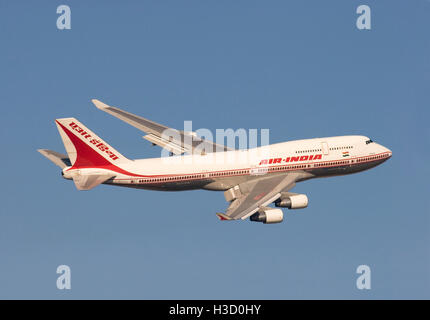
[
  {"x1": 216, "y1": 172, "x2": 306, "y2": 221},
  {"x1": 92, "y1": 99, "x2": 232, "y2": 155}
]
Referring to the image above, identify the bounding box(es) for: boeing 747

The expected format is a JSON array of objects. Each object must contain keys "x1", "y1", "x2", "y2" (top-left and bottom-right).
[{"x1": 38, "y1": 100, "x2": 392, "y2": 224}]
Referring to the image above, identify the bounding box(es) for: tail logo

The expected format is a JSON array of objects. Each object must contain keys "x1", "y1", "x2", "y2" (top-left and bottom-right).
[{"x1": 69, "y1": 122, "x2": 119, "y2": 160}]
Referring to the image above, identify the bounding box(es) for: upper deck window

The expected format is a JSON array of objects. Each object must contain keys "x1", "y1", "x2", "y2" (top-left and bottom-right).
[{"x1": 365, "y1": 139, "x2": 374, "y2": 145}]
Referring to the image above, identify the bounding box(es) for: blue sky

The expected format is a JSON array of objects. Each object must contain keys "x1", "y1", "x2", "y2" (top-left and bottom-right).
[{"x1": 0, "y1": 0, "x2": 429, "y2": 299}]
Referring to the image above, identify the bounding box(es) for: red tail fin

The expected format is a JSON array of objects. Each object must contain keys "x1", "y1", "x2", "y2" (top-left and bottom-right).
[{"x1": 55, "y1": 118, "x2": 129, "y2": 168}]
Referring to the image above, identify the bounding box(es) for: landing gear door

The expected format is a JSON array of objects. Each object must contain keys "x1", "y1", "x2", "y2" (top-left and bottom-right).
[{"x1": 321, "y1": 142, "x2": 329, "y2": 155}]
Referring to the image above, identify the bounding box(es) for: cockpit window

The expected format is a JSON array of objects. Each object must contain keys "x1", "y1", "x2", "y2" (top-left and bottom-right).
[{"x1": 365, "y1": 139, "x2": 374, "y2": 145}]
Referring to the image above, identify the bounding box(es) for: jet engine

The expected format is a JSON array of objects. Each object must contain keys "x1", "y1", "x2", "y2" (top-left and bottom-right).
[
  {"x1": 275, "y1": 193, "x2": 308, "y2": 209},
  {"x1": 250, "y1": 208, "x2": 283, "y2": 224}
]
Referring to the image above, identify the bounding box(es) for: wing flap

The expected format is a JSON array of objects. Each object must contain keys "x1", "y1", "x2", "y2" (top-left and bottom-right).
[{"x1": 143, "y1": 133, "x2": 186, "y2": 155}]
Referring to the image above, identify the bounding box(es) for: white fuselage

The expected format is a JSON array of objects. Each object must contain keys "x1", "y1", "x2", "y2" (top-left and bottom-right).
[{"x1": 63, "y1": 135, "x2": 392, "y2": 191}]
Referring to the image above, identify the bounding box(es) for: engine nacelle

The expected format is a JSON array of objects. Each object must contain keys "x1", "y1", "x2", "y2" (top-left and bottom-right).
[
  {"x1": 275, "y1": 193, "x2": 308, "y2": 209},
  {"x1": 250, "y1": 208, "x2": 283, "y2": 224}
]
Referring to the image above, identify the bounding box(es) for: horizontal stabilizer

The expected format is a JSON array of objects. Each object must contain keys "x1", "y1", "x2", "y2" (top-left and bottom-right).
[
  {"x1": 38, "y1": 149, "x2": 71, "y2": 168},
  {"x1": 72, "y1": 172, "x2": 115, "y2": 191}
]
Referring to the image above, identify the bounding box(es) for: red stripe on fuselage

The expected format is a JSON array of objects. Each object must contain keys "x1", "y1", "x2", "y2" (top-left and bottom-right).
[
  {"x1": 112, "y1": 151, "x2": 391, "y2": 183},
  {"x1": 59, "y1": 123, "x2": 391, "y2": 183}
]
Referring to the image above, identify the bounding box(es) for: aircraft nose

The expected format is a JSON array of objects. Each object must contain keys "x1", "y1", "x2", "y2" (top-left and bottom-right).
[
  {"x1": 375, "y1": 143, "x2": 392, "y2": 158},
  {"x1": 383, "y1": 146, "x2": 392, "y2": 158}
]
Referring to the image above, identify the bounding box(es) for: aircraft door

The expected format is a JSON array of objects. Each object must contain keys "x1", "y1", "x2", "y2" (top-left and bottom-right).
[{"x1": 321, "y1": 142, "x2": 329, "y2": 155}]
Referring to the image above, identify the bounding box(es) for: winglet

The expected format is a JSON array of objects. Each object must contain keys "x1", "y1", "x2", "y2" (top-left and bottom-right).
[
  {"x1": 216, "y1": 213, "x2": 233, "y2": 221},
  {"x1": 91, "y1": 99, "x2": 110, "y2": 110}
]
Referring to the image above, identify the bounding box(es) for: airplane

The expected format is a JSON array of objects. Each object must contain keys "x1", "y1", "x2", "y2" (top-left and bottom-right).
[{"x1": 38, "y1": 99, "x2": 392, "y2": 224}]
